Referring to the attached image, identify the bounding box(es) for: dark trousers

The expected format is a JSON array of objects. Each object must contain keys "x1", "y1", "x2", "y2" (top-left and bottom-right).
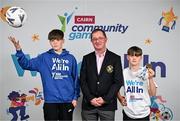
[
  {"x1": 43, "y1": 103, "x2": 74, "y2": 121},
  {"x1": 81, "y1": 109, "x2": 115, "y2": 121},
  {"x1": 123, "y1": 110, "x2": 149, "y2": 121}
]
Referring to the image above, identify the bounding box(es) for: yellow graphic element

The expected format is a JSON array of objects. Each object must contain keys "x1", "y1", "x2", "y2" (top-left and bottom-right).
[
  {"x1": 28, "y1": 88, "x2": 44, "y2": 105},
  {"x1": 145, "y1": 38, "x2": 152, "y2": 45},
  {"x1": 32, "y1": 34, "x2": 40, "y2": 41},
  {"x1": 25, "y1": 95, "x2": 35, "y2": 101},
  {"x1": 17, "y1": 95, "x2": 34, "y2": 102},
  {"x1": 159, "y1": 7, "x2": 178, "y2": 32},
  {"x1": 156, "y1": 110, "x2": 161, "y2": 121},
  {"x1": 19, "y1": 95, "x2": 42, "y2": 105},
  {"x1": 35, "y1": 99, "x2": 42, "y2": 105},
  {"x1": 0, "y1": 6, "x2": 11, "y2": 22},
  {"x1": 162, "y1": 7, "x2": 178, "y2": 27}
]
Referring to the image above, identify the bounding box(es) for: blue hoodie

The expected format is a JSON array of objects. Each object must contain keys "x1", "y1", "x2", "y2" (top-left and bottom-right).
[{"x1": 16, "y1": 49, "x2": 80, "y2": 103}]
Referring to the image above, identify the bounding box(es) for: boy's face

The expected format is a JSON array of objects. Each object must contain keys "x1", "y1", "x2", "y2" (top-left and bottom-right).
[
  {"x1": 127, "y1": 55, "x2": 142, "y2": 67},
  {"x1": 49, "y1": 39, "x2": 64, "y2": 52}
]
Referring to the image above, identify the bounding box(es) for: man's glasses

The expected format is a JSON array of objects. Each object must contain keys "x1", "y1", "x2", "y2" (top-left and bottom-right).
[{"x1": 91, "y1": 37, "x2": 106, "y2": 42}]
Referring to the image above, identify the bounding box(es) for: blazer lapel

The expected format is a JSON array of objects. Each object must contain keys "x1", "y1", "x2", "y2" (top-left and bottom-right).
[{"x1": 92, "y1": 52, "x2": 99, "y2": 75}]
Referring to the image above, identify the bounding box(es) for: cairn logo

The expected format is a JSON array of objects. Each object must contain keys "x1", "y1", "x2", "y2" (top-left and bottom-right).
[
  {"x1": 75, "y1": 16, "x2": 95, "y2": 24},
  {"x1": 58, "y1": 7, "x2": 78, "y2": 32},
  {"x1": 11, "y1": 54, "x2": 37, "y2": 77},
  {"x1": 159, "y1": 7, "x2": 178, "y2": 32}
]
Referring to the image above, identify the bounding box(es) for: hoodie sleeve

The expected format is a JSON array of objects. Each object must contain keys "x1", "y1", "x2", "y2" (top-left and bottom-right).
[
  {"x1": 71, "y1": 56, "x2": 80, "y2": 100},
  {"x1": 16, "y1": 50, "x2": 41, "y2": 72}
]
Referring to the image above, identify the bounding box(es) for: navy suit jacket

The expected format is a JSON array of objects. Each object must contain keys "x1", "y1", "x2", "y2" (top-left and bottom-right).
[{"x1": 80, "y1": 49, "x2": 124, "y2": 110}]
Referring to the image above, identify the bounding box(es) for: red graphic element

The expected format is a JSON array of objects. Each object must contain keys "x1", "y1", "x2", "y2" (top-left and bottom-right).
[{"x1": 75, "y1": 16, "x2": 95, "y2": 24}]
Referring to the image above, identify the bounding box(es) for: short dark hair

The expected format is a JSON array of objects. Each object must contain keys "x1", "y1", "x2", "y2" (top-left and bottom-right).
[
  {"x1": 127, "y1": 46, "x2": 142, "y2": 56},
  {"x1": 48, "y1": 29, "x2": 64, "y2": 40},
  {"x1": 91, "y1": 29, "x2": 107, "y2": 40}
]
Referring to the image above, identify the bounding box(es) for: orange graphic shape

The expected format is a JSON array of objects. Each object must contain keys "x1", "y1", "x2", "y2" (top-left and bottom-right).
[
  {"x1": 162, "y1": 7, "x2": 178, "y2": 26},
  {"x1": 0, "y1": 6, "x2": 11, "y2": 22},
  {"x1": 35, "y1": 99, "x2": 42, "y2": 105},
  {"x1": 32, "y1": 34, "x2": 40, "y2": 41}
]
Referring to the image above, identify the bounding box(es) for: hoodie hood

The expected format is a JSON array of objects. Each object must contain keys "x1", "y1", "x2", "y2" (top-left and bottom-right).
[{"x1": 47, "y1": 49, "x2": 69, "y2": 56}]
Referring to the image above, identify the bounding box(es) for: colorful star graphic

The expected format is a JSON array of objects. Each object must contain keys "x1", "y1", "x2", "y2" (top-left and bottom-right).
[
  {"x1": 32, "y1": 34, "x2": 40, "y2": 42},
  {"x1": 145, "y1": 38, "x2": 152, "y2": 45}
]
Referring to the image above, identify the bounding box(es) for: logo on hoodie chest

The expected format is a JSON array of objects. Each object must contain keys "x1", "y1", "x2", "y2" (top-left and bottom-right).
[
  {"x1": 51, "y1": 58, "x2": 70, "y2": 71},
  {"x1": 51, "y1": 58, "x2": 70, "y2": 79}
]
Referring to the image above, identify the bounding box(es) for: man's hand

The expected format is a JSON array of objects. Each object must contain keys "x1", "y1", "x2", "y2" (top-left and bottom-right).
[
  {"x1": 8, "y1": 36, "x2": 21, "y2": 50},
  {"x1": 96, "y1": 97, "x2": 105, "y2": 105},
  {"x1": 90, "y1": 98, "x2": 102, "y2": 107}
]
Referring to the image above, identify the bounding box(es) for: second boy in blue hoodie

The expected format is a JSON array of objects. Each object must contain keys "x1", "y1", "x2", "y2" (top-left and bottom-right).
[{"x1": 9, "y1": 29, "x2": 80, "y2": 121}]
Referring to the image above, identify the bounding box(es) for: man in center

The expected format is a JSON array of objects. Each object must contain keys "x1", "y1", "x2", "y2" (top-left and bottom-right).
[{"x1": 80, "y1": 29, "x2": 124, "y2": 121}]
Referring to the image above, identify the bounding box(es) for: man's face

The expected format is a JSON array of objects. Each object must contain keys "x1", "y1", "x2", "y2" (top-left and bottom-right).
[{"x1": 91, "y1": 31, "x2": 107, "y2": 51}]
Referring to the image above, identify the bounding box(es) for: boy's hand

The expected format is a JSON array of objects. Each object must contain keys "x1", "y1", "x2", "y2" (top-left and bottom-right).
[
  {"x1": 8, "y1": 36, "x2": 21, "y2": 50},
  {"x1": 146, "y1": 64, "x2": 155, "y2": 79},
  {"x1": 148, "y1": 68, "x2": 155, "y2": 79},
  {"x1": 72, "y1": 100, "x2": 77, "y2": 107},
  {"x1": 118, "y1": 96, "x2": 127, "y2": 106}
]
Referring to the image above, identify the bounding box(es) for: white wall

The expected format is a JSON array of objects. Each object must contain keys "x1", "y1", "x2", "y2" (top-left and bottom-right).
[{"x1": 1, "y1": 0, "x2": 180, "y2": 120}]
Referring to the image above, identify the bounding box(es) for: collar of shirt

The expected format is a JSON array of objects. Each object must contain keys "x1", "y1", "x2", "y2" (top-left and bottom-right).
[
  {"x1": 95, "y1": 49, "x2": 107, "y2": 57},
  {"x1": 95, "y1": 49, "x2": 106, "y2": 74}
]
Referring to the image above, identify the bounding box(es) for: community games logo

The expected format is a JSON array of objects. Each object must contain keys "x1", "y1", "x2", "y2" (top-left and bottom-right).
[{"x1": 58, "y1": 7, "x2": 129, "y2": 40}]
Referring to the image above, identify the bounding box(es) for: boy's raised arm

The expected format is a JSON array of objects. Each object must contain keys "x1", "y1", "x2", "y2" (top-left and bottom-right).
[{"x1": 8, "y1": 36, "x2": 21, "y2": 50}]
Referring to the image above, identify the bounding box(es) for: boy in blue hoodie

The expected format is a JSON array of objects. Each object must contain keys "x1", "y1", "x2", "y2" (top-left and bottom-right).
[{"x1": 9, "y1": 29, "x2": 80, "y2": 121}]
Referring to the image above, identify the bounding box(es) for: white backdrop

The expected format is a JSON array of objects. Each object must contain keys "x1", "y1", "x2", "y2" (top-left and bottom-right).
[{"x1": 1, "y1": 0, "x2": 180, "y2": 120}]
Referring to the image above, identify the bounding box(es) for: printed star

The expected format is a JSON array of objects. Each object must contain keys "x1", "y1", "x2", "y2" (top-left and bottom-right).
[
  {"x1": 32, "y1": 34, "x2": 40, "y2": 41},
  {"x1": 145, "y1": 38, "x2": 152, "y2": 45}
]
